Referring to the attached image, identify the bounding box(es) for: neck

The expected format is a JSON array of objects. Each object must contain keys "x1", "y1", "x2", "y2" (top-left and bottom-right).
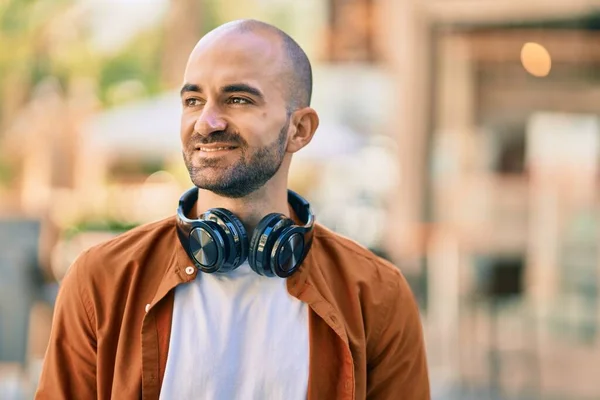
[{"x1": 193, "y1": 177, "x2": 290, "y2": 234}]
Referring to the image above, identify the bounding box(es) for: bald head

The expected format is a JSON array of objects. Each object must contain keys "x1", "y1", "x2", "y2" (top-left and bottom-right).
[{"x1": 191, "y1": 19, "x2": 313, "y2": 111}]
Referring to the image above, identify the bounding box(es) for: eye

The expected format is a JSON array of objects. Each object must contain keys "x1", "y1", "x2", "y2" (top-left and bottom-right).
[
  {"x1": 228, "y1": 97, "x2": 251, "y2": 105},
  {"x1": 184, "y1": 98, "x2": 203, "y2": 107}
]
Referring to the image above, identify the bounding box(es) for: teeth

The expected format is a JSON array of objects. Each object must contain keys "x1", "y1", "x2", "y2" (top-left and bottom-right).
[{"x1": 199, "y1": 147, "x2": 233, "y2": 152}]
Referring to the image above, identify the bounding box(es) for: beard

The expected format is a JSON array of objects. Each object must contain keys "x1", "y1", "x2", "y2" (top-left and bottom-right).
[{"x1": 183, "y1": 118, "x2": 290, "y2": 198}]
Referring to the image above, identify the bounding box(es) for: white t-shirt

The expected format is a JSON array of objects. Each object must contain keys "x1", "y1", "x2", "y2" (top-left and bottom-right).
[{"x1": 159, "y1": 262, "x2": 309, "y2": 400}]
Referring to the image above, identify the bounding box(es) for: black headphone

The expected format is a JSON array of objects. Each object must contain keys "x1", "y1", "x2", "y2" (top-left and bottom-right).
[{"x1": 176, "y1": 187, "x2": 315, "y2": 278}]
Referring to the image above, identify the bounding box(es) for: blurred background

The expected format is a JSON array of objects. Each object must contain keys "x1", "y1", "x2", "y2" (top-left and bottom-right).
[{"x1": 2, "y1": 0, "x2": 600, "y2": 398}]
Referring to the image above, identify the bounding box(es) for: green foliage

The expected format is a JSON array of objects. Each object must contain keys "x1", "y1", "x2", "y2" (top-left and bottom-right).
[
  {"x1": 0, "y1": 0, "x2": 167, "y2": 114},
  {"x1": 0, "y1": 0, "x2": 39, "y2": 35},
  {"x1": 0, "y1": 157, "x2": 15, "y2": 186},
  {"x1": 0, "y1": 0, "x2": 83, "y2": 122},
  {"x1": 98, "y1": 27, "x2": 164, "y2": 106},
  {"x1": 63, "y1": 219, "x2": 140, "y2": 239},
  {"x1": 201, "y1": 0, "x2": 222, "y2": 33}
]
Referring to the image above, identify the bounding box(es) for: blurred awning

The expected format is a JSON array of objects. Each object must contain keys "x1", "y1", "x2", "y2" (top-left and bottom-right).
[{"x1": 83, "y1": 91, "x2": 182, "y2": 158}]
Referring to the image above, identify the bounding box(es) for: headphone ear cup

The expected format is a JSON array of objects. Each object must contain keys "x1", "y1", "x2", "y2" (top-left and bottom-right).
[
  {"x1": 248, "y1": 213, "x2": 292, "y2": 276},
  {"x1": 270, "y1": 225, "x2": 308, "y2": 277},
  {"x1": 182, "y1": 220, "x2": 228, "y2": 273},
  {"x1": 201, "y1": 208, "x2": 249, "y2": 271}
]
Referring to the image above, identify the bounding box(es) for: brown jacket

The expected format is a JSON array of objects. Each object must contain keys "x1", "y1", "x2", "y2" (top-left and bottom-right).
[{"x1": 35, "y1": 216, "x2": 430, "y2": 399}]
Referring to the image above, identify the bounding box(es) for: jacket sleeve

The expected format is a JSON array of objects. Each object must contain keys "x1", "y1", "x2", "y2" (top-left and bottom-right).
[
  {"x1": 366, "y1": 270, "x2": 430, "y2": 399},
  {"x1": 35, "y1": 251, "x2": 97, "y2": 399}
]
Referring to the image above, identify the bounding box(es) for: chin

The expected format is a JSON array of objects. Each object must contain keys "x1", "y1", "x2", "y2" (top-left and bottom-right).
[
  {"x1": 194, "y1": 183, "x2": 252, "y2": 199},
  {"x1": 191, "y1": 173, "x2": 222, "y2": 188}
]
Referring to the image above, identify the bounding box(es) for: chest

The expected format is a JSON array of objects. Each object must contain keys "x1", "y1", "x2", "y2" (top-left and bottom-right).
[{"x1": 159, "y1": 266, "x2": 310, "y2": 399}]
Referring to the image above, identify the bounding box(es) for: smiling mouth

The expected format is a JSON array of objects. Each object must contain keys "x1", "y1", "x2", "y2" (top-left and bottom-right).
[
  {"x1": 198, "y1": 146, "x2": 236, "y2": 152},
  {"x1": 194, "y1": 143, "x2": 239, "y2": 153}
]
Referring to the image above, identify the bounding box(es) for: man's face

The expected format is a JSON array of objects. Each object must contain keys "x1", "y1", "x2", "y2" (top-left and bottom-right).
[{"x1": 180, "y1": 30, "x2": 291, "y2": 198}]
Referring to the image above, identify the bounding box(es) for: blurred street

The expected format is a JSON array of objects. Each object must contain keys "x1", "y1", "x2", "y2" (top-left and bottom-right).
[{"x1": 3, "y1": 0, "x2": 600, "y2": 398}]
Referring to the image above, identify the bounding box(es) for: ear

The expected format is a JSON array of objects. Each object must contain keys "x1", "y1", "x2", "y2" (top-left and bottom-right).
[{"x1": 286, "y1": 107, "x2": 320, "y2": 153}]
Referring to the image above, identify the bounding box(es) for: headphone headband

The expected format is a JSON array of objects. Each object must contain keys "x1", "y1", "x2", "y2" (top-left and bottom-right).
[{"x1": 177, "y1": 188, "x2": 314, "y2": 231}]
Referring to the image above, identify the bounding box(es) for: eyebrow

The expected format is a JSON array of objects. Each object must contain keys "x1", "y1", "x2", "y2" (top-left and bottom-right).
[
  {"x1": 179, "y1": 82, "x2": 264, "y2": 100},
  {"x1": 180, "y1": 83, "x2": 201, "y2": 97},
  {"x1": 221, "y1": 83, "x2": 263, "y2": 99}
]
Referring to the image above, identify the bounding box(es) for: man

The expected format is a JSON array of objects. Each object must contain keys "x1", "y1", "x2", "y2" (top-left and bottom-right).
[{"x1": 36, "y1": 19, "x2": 430, "y2": 399}]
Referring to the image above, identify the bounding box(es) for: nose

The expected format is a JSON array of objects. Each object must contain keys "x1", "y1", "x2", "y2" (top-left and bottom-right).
[{"x1": 194, "y1": 104, "x2": 227, "y2": 136}]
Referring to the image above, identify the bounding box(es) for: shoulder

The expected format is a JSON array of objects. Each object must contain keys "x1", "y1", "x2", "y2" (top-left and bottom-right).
[
  {"x1": 309, "y1": 223, "x2": 412, "y2": 302},
  {"x1": 57, "y1": 216, "x2": 181, "y2": 335},
  {"x1": 69, "y1": 216, "x2": 179, "y2": 283},
  {"x1": 84, "y1": 216, "x2": 177, "y2": 257},
  {"x1": 308, "y1": 224, "x2": 424, "y2": 361}
]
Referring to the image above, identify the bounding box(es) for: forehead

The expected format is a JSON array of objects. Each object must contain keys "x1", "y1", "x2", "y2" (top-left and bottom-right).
[{"x1": 183, "y1": 31, "x2": 286, "y2": 95}]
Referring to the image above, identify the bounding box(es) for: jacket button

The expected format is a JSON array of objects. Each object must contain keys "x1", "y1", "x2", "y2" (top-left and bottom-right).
[{"x1": 185, "y1": 266, "x2": 195, "y2": 275}]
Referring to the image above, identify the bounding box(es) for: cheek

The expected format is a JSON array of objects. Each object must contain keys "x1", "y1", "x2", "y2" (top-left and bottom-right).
[
  {"x1": 180, "y1": 113, "x2": 195, "y2": 140},
  {"x1": 246, "y1": 114, "x2": 287, "y2": 146},
  {"x1": 246, "y1": 127, "x2": 277, "y2": 148}
]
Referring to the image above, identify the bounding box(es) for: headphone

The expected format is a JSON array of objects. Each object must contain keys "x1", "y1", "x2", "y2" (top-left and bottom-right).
[{"x1": 176, "y1": 187, "x2": 315, "y2": 278}]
